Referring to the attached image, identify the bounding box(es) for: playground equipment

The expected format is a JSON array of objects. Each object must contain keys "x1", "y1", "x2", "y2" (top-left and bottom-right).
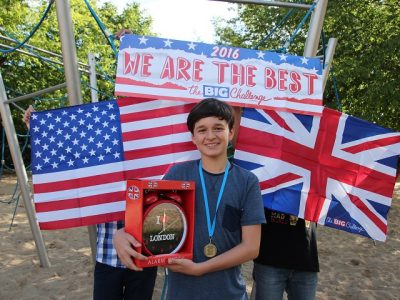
[{"x1": 0, "y1": 0, "x2": 336, "y2": 268}]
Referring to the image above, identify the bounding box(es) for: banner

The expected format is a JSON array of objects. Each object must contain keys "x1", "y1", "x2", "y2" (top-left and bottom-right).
[
  {"x1": 234, "y1": 107, "x2": 400, "y2": 241},
  {"x1": 115, "y1": 34, "x2": 323, "y2": 115}
]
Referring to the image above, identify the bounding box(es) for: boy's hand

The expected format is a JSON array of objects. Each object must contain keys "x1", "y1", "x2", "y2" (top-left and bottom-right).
[
  {"x1": 113, "y1": 228, "x2": 147, "y2": 271},
  {"x1": 22, "y1": 105, "x2": 35, "y2": 129},
  {"x1": 167, "y1": 258, "x2": 204, "y2": 276}
]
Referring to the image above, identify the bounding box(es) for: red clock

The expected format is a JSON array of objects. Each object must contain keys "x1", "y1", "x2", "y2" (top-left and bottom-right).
[{"x1": 142, "y1": 195, "x2": 187, "y2": 256}]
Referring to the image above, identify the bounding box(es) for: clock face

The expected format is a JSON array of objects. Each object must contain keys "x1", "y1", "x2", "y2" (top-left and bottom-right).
[{"x1": 142, "y1": 201, "x2": 187, "y2": 256}]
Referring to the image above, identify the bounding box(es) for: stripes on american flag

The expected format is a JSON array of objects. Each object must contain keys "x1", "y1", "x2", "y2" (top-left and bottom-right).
[{"x1": 31, "y1": 98, "x2": 198, "y2": 229}]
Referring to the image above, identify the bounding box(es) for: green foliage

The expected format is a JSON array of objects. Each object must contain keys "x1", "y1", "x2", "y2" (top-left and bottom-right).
[
  {"x1": 215, "y1": 0, "x2": 400, "y2": 131},
  {"x1": 323, "y1": 0, "x2": 400, "y2": 131},
  {"x1": 215, "y1": 4, "x2": 308, "y2": 54},
  {"x1": 0, "y1": 0, "x2": 154, "y2": 166},
  {"x1": 0, "y1": 0, "x2": 154, "y2": 108}
]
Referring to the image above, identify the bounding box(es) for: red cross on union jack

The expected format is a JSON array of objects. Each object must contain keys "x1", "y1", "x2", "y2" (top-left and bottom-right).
[{"x1": 235, "y1": 107, "x2": 400, "y2": 241}]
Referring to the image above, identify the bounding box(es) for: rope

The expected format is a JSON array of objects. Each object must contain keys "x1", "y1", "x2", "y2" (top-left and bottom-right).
[
  {"x1": 330, "y1": 67, "x2": 342, "y2": 112},
  {"x1": 0, "y1": 0, "x2": 54, "y2": 53},
  {"x1": 0, "y1": 181, "x2": 20, "y2": 205},
  {"x1": 253, "y1": 5, "x2": 299, "y2": 50},
  {"x1": 83, "y1": 0, "x2": 118, "y2": 57},
  {"x1": 321, "y1": 29, "x2": 326, "y2": 69},
  {"x1": 281, "y1": 0, "x2": 318, "y2": 53},
  {"x1": 1, "y1": 128, "x2": 31, "y2": 172},
  {"x1": 0, "y1": 128, "x2": 6, "y2": 178},
  {"x1": 9, "y1": 191, "x2": 21, "y2": 230},
  {"x1": 95, "y1": 60, "x2": 116, "y2": 84},
  {"x1": 1, "y1": 27, "x2": 68, "y2": 74},
  {"x1": 81, "y1": 80, "x2": 114, "y2": 99}
]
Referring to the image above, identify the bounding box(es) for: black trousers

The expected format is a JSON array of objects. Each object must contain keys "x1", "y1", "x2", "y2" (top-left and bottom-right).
[{"x1": 93, "y1": 262, "x2": 157, "y2": 300}]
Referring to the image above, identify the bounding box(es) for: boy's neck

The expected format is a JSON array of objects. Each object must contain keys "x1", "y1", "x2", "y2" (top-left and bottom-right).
[{"x1": 200, "y1": 156, "x2": 229, "y2": 174}]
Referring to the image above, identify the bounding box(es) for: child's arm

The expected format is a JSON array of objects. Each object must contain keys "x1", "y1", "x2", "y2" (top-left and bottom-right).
[{"x1": 167, "y1": 224, "x2": 261, "y2": 276}]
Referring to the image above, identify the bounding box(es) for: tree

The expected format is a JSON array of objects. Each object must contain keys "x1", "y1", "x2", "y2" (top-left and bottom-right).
[
  {"x1": 0, "y1": 0, "x2": 154, "y2": 165},
  {"x1": 214, "y1": 0, "x2": 400, "y2": 131}
]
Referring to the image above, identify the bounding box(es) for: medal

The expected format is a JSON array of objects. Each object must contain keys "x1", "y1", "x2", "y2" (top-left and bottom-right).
[
  {"x1": 198, "y1": 160, "x2": 229, "y2": 259},
  {"x1": 203, "y1": 239, "x2": 218, "y2": 258}
]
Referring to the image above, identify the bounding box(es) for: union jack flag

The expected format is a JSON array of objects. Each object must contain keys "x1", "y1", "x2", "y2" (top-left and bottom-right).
[
  {"x1": 30, "y1": 98, "x2": 197, "y2": 230},
  {"x1": 234, "y1": 107, "x2": 400, "y2": 241}
]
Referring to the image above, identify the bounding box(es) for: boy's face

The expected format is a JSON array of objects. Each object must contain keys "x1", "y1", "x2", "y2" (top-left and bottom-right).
[{"x1": 192, "y1": 116, "x2": 233, "y2": 160}]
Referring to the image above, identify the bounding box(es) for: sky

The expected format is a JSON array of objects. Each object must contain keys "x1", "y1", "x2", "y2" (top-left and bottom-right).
[{"x1": 99, "y1": 0, "x2": 236, "y2": 43}]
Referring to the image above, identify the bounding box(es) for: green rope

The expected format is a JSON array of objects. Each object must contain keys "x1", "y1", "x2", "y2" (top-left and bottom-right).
[
  {"x1": 95, "y1": 59, "x2": 116, "y2": 84},
  {"x1": 83, "y1": 0, "x2": 118, "y2": 57},
  {"x1": 281, "y1": 1, "x2": 318, "y2": 53},
  {"x1": 254, "y1": 2, "x2": 300, "y2": 50},
  {"x1": 0, "y1": 0, "x2": 54, "y2": 53}
]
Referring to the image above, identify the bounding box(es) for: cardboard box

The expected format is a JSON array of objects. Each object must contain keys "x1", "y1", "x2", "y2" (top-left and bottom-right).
[{"x1": 125, "y1": 179, "x2": 195, "y2": 267}]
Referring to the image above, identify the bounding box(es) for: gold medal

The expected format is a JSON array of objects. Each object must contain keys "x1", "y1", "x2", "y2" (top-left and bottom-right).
[{"x1": 203, "y1": 241, "x2": 217, "y2": 258}]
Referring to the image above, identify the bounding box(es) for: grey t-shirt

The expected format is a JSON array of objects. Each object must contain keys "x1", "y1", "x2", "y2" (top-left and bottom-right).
[{"x1": 163, "y1": 160, "x2": 265, "y2": 300}]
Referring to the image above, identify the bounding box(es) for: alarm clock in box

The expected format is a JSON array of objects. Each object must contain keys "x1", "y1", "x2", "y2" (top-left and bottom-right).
[{"x1": 125, "y1": 179, "x2": 195, "y2": 268}]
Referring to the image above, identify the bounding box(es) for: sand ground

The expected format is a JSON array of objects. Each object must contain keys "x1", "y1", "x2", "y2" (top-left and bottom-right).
[{"x1": 0, "y1": 173, "x2": 399, "y2": 299}]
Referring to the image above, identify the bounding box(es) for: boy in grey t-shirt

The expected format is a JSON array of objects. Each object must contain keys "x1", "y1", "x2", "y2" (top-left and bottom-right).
[{"x1": 113, "y1": 98, "x2": 265, "y2": 300}]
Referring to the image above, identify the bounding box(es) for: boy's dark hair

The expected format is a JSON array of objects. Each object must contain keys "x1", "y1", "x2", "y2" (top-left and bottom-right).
[{"x1": 187, "y1": 98, "x2": 235, "y2": 134}]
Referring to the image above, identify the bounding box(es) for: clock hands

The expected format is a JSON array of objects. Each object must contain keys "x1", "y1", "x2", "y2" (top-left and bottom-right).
[
  {"x1": 158, "y1": 214, "x2": 181, "y2": 235},
  {"x1": 162, "y1": 209, "x2": 166, "y2": 232}
]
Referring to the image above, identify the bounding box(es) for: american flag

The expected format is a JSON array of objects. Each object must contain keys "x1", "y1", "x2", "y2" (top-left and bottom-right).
[
  {"x1": 234, "y1": 107, "x2": 400, "y2": 241},
  {"x1": 30, "y1": 98, "x2": 198, "y2": 229}
]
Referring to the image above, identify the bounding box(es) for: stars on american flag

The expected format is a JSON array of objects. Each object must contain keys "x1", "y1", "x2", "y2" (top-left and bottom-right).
[{"x1": 30, "y1": 101, "x2": 124, "y2": 174}]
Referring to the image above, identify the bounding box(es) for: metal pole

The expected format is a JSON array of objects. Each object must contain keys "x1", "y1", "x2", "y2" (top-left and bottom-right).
[
  {"x1": 55, "y1": 0, "x2": 82, "y2": 105},
  {"x1": 0, "y1": 72, "x2": 51, "y2": 268},
  {"x1": 322, "y1": 38, "x2": 337, "y2": 91},
  {"x1": 209, "y1": 0, "x2": 312, "y2": 9},
  {"x1": 87, "y1": 225, "x2": 97, "y2": 263},
  {"x1": 5, "y1": 83, "x2": 67, "y2": 104},
  {"x1": 88, "y1": 53, "x2": 98, "y2": 103},
  {"x1": 303, "y1": 0, "x2": 329, "y2": 57},
  {"x1": 55, "y1": 0, "x2": 98, "y2": 261},
  {"x1": 87, "y1": 52, "x2": 99, "y2": 262}
]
